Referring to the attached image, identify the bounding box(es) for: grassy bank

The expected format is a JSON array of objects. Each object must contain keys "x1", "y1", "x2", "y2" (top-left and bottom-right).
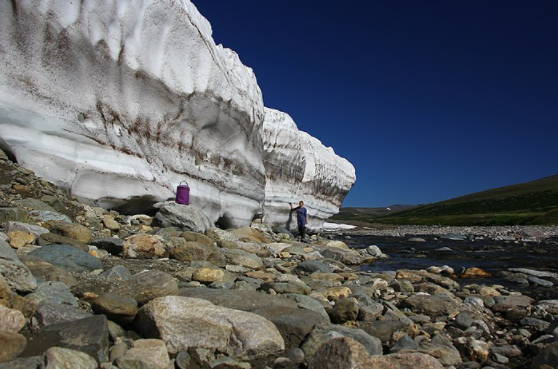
[{"x1": 333, "y1": 174, "x2": 558, "y2": 226}]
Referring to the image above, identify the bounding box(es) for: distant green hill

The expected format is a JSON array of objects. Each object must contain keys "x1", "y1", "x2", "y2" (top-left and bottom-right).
[{"x1": 334, "y1": 175, "x2": 558, "y2": 226}]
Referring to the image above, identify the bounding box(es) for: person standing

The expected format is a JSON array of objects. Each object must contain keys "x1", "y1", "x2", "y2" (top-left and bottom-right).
[{"x1": 290, "y1": 201, "x2": 308, "y2": 239}]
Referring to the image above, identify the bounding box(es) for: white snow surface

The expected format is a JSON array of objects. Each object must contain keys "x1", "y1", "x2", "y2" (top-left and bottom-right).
[
  {"x1": 322, "y1": 222, "x2": 358, "y2": 231},
  {"x1": 0, "y1": 0, "x2": 356, "y2": 228}
]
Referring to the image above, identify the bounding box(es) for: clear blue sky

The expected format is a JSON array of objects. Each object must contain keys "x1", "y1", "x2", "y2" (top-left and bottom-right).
[{"x1": 194, "y1": 1, "x2": 558, "y2": 207}]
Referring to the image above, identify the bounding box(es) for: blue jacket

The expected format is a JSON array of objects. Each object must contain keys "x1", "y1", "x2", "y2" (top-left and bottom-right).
[{"x1": 296, "y1": 206, "x2": 307, "y2": 225}]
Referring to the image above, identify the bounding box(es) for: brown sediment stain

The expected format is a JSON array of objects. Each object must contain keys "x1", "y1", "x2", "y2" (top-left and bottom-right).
[
  {"x1": 117, "y1": 41, "x2": 126, "y2": 65},
  {"x1": 9, "y1": 0, "x2": 18, "y2": 16}
]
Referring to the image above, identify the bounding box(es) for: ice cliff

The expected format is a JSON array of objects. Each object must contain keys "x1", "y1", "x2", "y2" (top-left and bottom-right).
[
  {"x1": 262, "y1": 109, "x2": 356, "y2": 230},
  {"x1": 0, "y1": 0, "x2": 356, "y2": 228}
]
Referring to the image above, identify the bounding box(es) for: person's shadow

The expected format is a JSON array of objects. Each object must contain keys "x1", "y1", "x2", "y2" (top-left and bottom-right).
[{"x1": 285, "y1": 208, "x2": 294, "y2": 231}]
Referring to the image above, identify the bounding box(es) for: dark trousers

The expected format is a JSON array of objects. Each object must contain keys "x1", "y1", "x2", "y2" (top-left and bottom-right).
[{"x1": 298, "y1": 222, "x2": 305, "y2": 238}]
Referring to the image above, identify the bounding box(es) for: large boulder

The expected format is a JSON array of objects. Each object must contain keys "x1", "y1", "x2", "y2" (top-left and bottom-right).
[
  {"x1": 135, "y1": 296, "x2": 284, "y2": 359},
  {"x1": 153, "y1": 203, "x2": 213, "y2": 233}
]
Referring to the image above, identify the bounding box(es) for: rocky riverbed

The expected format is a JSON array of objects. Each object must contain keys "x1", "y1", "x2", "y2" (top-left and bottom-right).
[{"x1": 1, "y1": 149, "x2": 558, "y2": 369}]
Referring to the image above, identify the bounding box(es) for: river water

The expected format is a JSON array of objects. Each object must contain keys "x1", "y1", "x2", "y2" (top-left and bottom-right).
[{"x1": 338, "y1": 234, "x2": 558, "y2": 295}]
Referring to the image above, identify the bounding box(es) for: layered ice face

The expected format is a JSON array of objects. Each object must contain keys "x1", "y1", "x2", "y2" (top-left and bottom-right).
[
  {"x1": 0, "y1": 0, "x2": 355, "y2": 228},
  {"x1": 262, "y1": 109, "x2": 356, "y2": 229}
]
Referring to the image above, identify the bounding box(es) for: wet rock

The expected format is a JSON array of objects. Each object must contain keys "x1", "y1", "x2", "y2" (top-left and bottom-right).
[
  {"x1": 135, "y1": 296, "x2": 284, "y2": 359},
  {"x1": 528, "y1": 276, "x2": 554, "y2": 288},
  {"x1": 459, "y1": 267, "x2": 491, "y2": 278},
  {"x1": 508, "y1": 268, "x2": 558, "y2": 280},
  {"x1": 363, "y1": 245, "x2": 386, "y2": 257}
]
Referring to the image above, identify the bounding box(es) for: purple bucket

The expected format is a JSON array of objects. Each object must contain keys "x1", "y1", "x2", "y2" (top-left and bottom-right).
[{"x1": 175, "y1": 181, "x2": 190, "y2": 205}]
